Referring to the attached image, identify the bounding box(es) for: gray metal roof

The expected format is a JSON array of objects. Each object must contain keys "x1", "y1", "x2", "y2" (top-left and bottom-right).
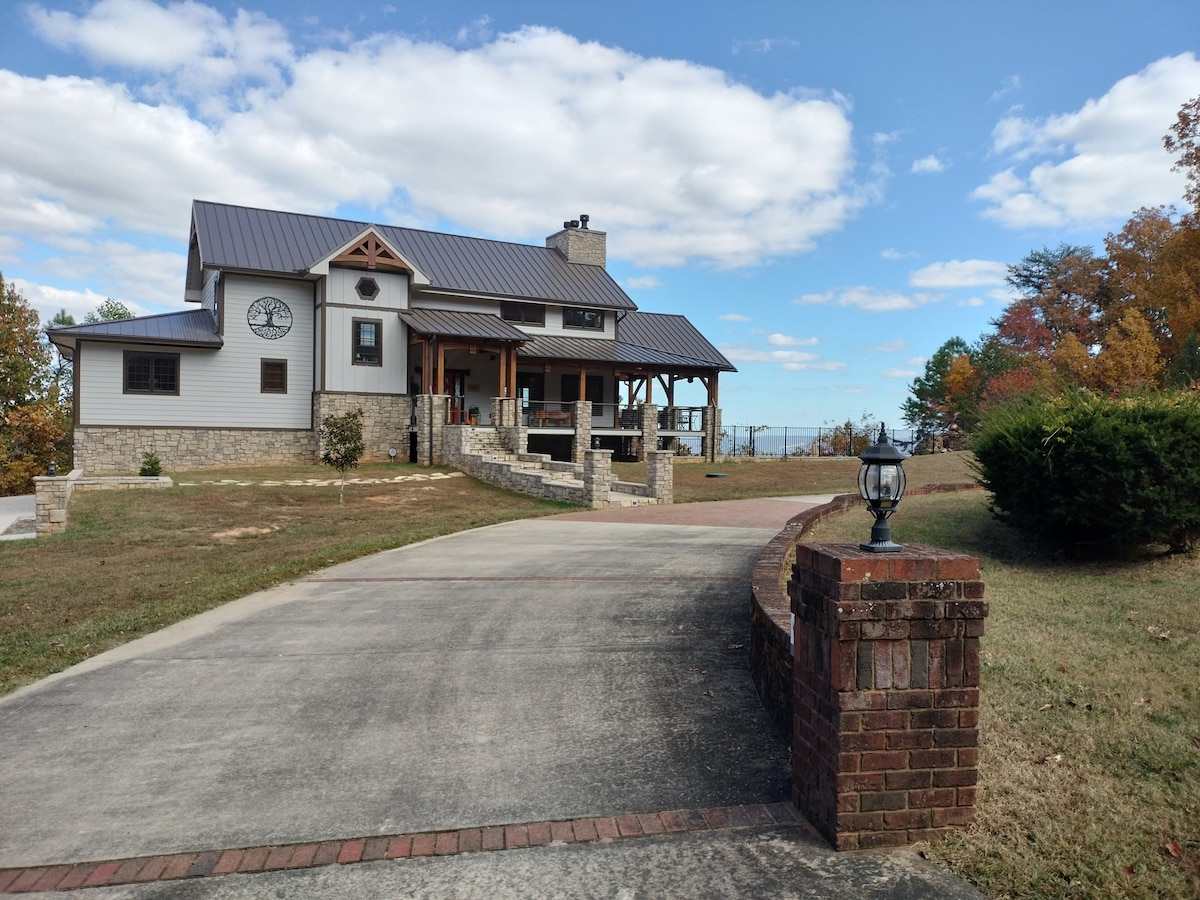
[
  {"x1": 618, "y1": 311, "x2": 735, "y2": 371},
  {"x1": 48, "y1": 309, "x2": 222, "y2": 358},
  {"x1": 192, "y1": 201, "x2": 636, "y2": 310},
  {"x1": 398, "y1": 309, "x2": 528, "y2": 342},
  {"x1": 517, "y1": 334, "x2": 722, "y2": 370}
]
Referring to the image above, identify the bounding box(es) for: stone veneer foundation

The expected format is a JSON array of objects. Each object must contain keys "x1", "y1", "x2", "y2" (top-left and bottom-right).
[{"x1": 74, "y1": 393, "x2": 412, "y2": 474}]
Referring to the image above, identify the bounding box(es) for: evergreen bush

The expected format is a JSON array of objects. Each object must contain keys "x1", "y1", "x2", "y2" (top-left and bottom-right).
[
  {"x1": 139, "y1": 450, "x2": 162, "y2": 477},
  {"x1": 972, "y1": 391, "x2": 1200, "y2": 552}
]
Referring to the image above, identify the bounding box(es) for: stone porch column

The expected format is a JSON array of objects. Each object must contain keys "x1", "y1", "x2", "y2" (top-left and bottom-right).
[
  {"x1": 702, "y1": 406, "x2": 721, "y2": 462},
  {"x1": 637, "y1": 403, "x2": 658, "y2": 462},
  {"x1": 415, "y1": 394, "x2": 449, "y2": 466},
  {"x1": 572, "y1": 400, "x2": 593, "y2": 464}
]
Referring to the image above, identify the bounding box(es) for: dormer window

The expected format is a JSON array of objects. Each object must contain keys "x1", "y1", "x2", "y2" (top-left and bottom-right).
[
  {"x1": 564, "y1": 308, "x2": 604, "y2": 330},
  {"x1": 356, "y1": 276, "x2": 380, "y2": 301}
]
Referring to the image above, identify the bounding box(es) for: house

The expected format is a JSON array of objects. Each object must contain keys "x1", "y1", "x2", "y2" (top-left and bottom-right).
[{"x1": 49, "y1": 201, "x2": 734, "y2": 474}]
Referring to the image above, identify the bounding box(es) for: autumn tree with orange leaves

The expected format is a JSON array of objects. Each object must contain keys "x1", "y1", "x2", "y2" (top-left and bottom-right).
[{"x1": 904, "y1": 95, "x2": 1200, "y2": 437}]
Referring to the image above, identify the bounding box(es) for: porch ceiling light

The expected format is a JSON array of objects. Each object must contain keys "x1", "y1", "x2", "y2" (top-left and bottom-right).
[{"x1": 858, "y1": 424, "x2": 906, "y2": 553}]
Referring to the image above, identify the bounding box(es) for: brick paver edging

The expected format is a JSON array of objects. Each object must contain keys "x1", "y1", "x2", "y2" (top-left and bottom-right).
[{"x1": 0, "y1": 803, "x2": 804, "y2": 894}]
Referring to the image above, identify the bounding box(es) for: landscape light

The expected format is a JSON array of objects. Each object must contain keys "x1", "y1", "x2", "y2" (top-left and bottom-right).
[{"x1": 858, "y1": 424, "x2": 906, "y2": 553}]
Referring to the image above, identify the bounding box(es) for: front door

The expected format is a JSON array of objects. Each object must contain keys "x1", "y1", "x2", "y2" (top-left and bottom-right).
[{"x1": 444, "y1": 370, "x2": 468, "y2": 422}]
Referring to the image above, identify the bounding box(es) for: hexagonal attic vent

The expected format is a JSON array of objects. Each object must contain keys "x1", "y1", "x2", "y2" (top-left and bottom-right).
[{"x1": 356, "y1": 277, "x2": 380, "y2": 301}]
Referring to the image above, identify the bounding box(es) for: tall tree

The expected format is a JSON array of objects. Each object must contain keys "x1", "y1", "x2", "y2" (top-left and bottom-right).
[
  {"x1": 1164, "y1": 94, "x2": 1200, "y2": 214},
  {"x1": 44, "y1": 309, "x2": 76, "y2": 405},
  {"x1": 901, "y1": 337, "x2": 974, "y2": 436},
  {"x1": 0, "y1": 273, "x2": 50, "y2": 413},
  {"x1": 84, "y1": 298, "x2": 134, "y2": 323}
]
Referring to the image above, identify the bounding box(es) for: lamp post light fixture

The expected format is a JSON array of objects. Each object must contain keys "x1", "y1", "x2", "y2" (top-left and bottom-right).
[{"x1": 858, "y1": 424, "x2": 907, "y2": 553}]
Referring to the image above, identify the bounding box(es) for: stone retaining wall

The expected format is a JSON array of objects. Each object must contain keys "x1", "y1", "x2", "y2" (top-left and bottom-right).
[
  {"x1": 75, "y1": 426, "x2": 314, "y2": 475},
  {"x1": 33, "y1": 469, "x2": 172, "y2": 536}
]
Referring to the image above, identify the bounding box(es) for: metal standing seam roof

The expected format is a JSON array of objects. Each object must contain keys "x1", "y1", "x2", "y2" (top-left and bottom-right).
[
  {"x1": 618, "y1": 311, "x2": 736, "y2": 371},
  {"x1": 47, "y1": 309, "x2": 222, "y2": 357},
  {"x1": 191, "y1": 200, "x2": 636, "y2": 310},
  {"x1": 398, "y1": 309, "x2": 529, "y2": 342},
  {"x1": 517, "y1": 334, "x2": 722, "y2": 370}
]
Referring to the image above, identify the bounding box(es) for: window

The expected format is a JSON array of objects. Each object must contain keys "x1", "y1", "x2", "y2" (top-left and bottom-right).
[
  {"x1": 561, "y1": 374, "x2": 605, "y2": 405},
  {"x1": 501, "y1": 302, "x2": 545, "y2": 326},
  {"x1": 353, "y1": 318, "x2": 382, "y2": 366},
  {"x1": 124, "y1": 351, "x2": 179, "y2": 394},
  {"x1": 563, "y1": 308, "x2": 604, "y2": 330},
  {"x1": 261, "y1": 359, "x2": 287, "y2": 393},
  {"x1": 355, "y1": 277, "x2": 380, "y2": 301}
]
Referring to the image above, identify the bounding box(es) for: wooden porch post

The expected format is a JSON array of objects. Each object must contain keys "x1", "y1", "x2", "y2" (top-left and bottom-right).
[
  {"x1": 436, "y1": 341, "x2": 445, "y2": 398},
  {"x1": 509, "y1": 345, "x2": 518, "y2": 398},
  {"x1": 578, "y1": 366, "x2": 587, "y2": 405},
  {"x1": 645, "y1": 371, "x2": 653, "y2": 405}
]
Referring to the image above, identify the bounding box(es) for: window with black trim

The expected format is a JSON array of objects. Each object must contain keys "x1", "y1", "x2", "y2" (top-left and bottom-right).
[
  {"x1": 124, "y1": 351, "x2": 179, "y2": 394},
  {"x1": 501, "y1": 302, "x2": 546, "y2": 326},
  {"x1": 561, "y1": 374, "x2": 605, "y2": 405},
  {"x1": 261, "y1": 358, "x2": 287, "y2": 393},
  {"x1": 563, "y1": 308, "x2": 604, "y2": 330},
  {"x1": 353, "y1": 318, "x2": 382, "y2": 366}
]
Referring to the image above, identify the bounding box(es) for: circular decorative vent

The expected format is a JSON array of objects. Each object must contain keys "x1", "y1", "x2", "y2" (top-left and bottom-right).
[
  {"x1": 247, "y1": 296, "x2": 293, "y2": 340},
  {"x1": 356, "y1": 277, "x2": 380, "y2": 301}
]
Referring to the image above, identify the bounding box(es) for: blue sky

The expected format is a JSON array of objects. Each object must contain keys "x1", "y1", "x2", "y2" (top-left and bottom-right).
[{"x1": 2, "y1": 0, "x2": 1197, "y2": 427}]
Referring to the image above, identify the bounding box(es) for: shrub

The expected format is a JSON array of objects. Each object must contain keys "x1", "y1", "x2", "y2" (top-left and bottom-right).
[
  {"x1": 320, "y1": 408, "x2": 365, "y2": 504},
  {"x1": 139, "y1": 450, "x2": 162, "y2": 477},
  {"x1": 972, "y1": 390, "x2": 1200, "y2": 552}
]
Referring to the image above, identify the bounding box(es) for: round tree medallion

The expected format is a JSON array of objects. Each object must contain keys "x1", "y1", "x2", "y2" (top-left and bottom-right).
[{"x1": 247, "y1": 297, "x2": 293, "y2": 340}]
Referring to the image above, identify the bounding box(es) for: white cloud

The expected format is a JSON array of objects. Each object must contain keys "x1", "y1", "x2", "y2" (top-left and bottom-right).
[
  {"x1": 4, "y1": 6, "x2": 863, "y2": 287},
  {"x1": 881, "y1": 248, "x2": 915, "y2": 261},
  {"x1": 990, "y1": 75, "x2": 1021, "y2": 103},
  {"x1": 911, "y1": 155, "x2": 945, "y2": 174},
  {"x1": 883, "y1": 367, "x2": 919, "y2": 379},
  {"x1": 974, "y1": 53, "x2": 1198, "y2": 228},
  {"x1": 624, "y1": 276, "x2": 662, "y2": 289},
  {"x1": 14, "y1": 279, "x2": 139, "y2": 327},
  {"x1": 718, "y1": 313, "x2": 751, "y2": 322},
  {"x1": 794, "y1": 286, "x2": 939, "y2": 312},
  {"x1": 767, "y1": 332, "x2": 818, "y2": 347},
  {"x1": 781, "y1": 361, "x2": 845, "y2": 372},
  {"x1": 908, "y1": 259, "x2": 1008, "y2": 289},
  {"x1": 721, "y1": 347, "x2": 820, "y2": 364},
  {"x1": 873, "y1": 340, "x2": 907, "y2": 353},
  {"x1": 958, "y1": 297, "x2": 986, "y2": 307}
]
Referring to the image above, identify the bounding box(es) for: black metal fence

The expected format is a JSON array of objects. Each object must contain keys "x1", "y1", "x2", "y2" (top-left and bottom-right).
[{"x1": 704, "y1": 425, "x2": 917, "y2": 458}]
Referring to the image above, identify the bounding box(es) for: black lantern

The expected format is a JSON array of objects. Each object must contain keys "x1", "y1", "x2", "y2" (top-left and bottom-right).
[{"x1": 857, "y1": 424, "x2": 906, "y2": 552}]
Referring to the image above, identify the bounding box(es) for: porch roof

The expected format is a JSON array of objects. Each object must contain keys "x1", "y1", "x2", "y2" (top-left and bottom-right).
[
  {"x1": 516, "y1": 334, "x2": 726, "y2": 371},
  {"x1": 398, "y1": 308, "x2": 528, "y2": 342},
  {"x1": 47, "y1": 309, "x2": 223, "y2": 359}
]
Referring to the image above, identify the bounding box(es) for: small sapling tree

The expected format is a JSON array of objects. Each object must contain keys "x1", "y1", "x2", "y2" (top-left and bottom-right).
[{"x1": 320, "y1": 408, "x2": 365, "y2": 504}]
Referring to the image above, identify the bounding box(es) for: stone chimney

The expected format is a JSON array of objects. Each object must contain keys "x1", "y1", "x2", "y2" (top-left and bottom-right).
[{"x1": 546, "y1": 214, "x2": 606, "y2": 267}]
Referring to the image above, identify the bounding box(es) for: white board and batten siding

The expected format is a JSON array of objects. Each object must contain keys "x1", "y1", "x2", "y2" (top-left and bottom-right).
[
  {"x1": 78, "y1": 275, "x2": 314, "y2": 429},
  {"x1": 322, "y1": 268, "x2": 409, "y2": 394}
]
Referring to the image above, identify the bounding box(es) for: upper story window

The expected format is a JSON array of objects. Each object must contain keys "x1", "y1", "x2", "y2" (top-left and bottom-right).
[
  {"x1": 356, "y1": 277, "x2": 380, "y2": 301},
  {"x1": 501, "y1": 302, "x2": 545, "y2": 326},
  {"x1": 353, "y1": 318, "x2": 382, "y2": 366},
  {"x1": 563, "y1": 308, "x2": 604, "y2": 330},
  {"x1": 124, "y1": 351, "x2": 179, "y2": 394}
]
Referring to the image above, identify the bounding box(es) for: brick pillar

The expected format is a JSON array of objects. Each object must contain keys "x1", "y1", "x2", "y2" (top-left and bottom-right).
[
  {"x1": 572, "y1": 400, "x2": 593, "y2": 463},
  {"x1": 583, "y1": 448, "x2": 613, "y2": 508},
  {"x1": 646, "y1": 449, "x2": 673, "y2": 503},
  {"x1": 789, "y1": 543, "x2": 986, "y2": 850}
]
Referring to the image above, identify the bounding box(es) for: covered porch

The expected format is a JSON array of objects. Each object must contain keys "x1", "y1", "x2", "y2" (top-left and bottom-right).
[{"x1": 400, "y1": 309, "x2": 729, "y2": 462}]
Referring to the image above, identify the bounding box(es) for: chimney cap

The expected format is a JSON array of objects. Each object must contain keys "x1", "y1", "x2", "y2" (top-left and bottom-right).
[{"x1": 579, "y1": 213, "x2": 590, "y2": 229}]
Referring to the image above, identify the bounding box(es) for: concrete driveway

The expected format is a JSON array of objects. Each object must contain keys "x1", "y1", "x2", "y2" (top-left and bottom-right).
[{"x1": 0, "y1": 499, "x2": 981, "y2": 898}]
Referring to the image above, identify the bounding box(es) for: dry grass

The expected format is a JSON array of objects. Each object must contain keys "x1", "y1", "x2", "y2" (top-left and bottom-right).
[
  {"x1": 804, "y1": 491, "x2": 1200, "y2": 899},
  {"x1": 0, "y1": 463, "x2": 568, "y2": 695}
]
